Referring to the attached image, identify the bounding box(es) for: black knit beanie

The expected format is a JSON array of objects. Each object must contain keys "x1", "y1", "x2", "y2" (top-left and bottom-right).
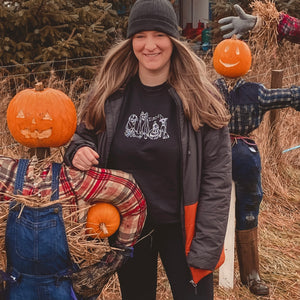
[{"x1": 127, "y1": 0, "x2": 179, "y2": 39}]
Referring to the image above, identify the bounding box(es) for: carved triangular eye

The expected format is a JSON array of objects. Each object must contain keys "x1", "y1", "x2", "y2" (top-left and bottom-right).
[
  {"x1": 43, "y1": 112, "x2": 52, "y2": 120},
  {"x1": 16, "y1": 110, "x2": 25, "y2": 118}
]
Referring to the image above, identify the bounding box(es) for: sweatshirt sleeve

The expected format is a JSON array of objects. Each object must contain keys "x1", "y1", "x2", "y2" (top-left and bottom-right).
[{"x1": 64, "y1": 123, "x2": 98, "y2": 166}]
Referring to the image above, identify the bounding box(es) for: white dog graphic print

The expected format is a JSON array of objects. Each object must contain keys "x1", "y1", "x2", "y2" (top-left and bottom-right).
[{"x1": 124, "y1": 111, "x2": 170, "y2": 140}]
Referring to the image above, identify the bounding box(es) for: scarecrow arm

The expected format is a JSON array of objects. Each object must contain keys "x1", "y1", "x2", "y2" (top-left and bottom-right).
[
  {"x1": 218, "y1": 4, "x2": 258, "y2": 39},
  {"x1": 65, "y1": 165, "x2": 147, "y2": 298},
  {"x1": 219, "y1": 3, "x2": 300, "y2": 44},
  {"x1": 277, "y1": 13, "x2": 300, "y2": 44},
  {"x1": 64, "y1": 165, "x2": 147, "y2": 247}
]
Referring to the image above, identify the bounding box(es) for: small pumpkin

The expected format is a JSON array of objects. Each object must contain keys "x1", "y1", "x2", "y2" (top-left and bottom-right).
[
  {"x1": 86, "y1": 202, "x2": 121, "y2": 239},
  {"x1": 6, "y1": 82, "x2": 77, "y2": 148},
  {"x1": 213, "y1": 36, "x2": 252, "y2": 78}
]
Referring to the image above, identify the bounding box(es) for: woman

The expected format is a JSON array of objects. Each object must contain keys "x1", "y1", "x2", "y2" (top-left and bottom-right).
[{"x1": 65, "y1": 0, "x2": 232, "y2": 299}]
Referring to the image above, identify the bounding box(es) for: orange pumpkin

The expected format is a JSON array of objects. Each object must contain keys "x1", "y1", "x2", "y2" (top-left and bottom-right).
[
  {"x1": 6, "y1": 82, "x2": 77, "y2": 148},
  {"x1": 213, "y1": 37, "x2": 252, "y2": 78},
  {"x1": 86, "y1": 202, "x2": 121, "y2": 239}
]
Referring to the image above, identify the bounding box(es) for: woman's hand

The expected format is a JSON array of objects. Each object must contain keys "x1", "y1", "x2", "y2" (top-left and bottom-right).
[{"x1": 72, "y1": 146, "x2": 99, "y2": 171}]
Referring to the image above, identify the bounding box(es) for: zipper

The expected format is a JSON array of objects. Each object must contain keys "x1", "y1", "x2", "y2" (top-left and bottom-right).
[
  {"x1": 189, "y1": 279, "x2": 198, "y2": 295},
  {"x1": 168, "y1": 88, "x2": 185, "y2": 232},
  {"x1": 169, "y1": 88, "x2": 198, "y2": 286}
]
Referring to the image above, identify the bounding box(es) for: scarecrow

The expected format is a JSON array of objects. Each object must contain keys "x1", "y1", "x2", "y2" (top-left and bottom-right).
[
  {"x1": 212, "y1": 37, "x2": 300, "y2": 296},
  {"x1": 0, "y1": 83, "x2": 147, "y2": 300},
  {"x1": 219, "y1": 2, "x2": 300, "y2": 44}
]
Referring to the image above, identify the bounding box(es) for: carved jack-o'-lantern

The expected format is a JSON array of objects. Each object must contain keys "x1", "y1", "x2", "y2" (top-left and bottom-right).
[
  {"x1": 6, "y1": 82, "x2": 77, "y2": 148},
  {"x1": 213, "y1": 36, "x2": 252, "y2": 78}
]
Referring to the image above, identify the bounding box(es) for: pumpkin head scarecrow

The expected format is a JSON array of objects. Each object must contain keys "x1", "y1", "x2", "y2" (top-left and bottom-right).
[
  {"x1": 213, "y1": 38, "x2": 300, "y2": 296},
  {"x1": 0, "y1": 83, "x2": 147, "y2": 299}
]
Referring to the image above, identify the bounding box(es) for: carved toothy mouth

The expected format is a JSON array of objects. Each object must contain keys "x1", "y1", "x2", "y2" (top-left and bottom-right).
[{"x1": 20, "y1": 128, "x2": 52, "y2": 139}]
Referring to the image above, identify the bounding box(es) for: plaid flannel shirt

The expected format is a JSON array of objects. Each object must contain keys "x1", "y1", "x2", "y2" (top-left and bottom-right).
[
  {"x1": 278, "y1": 13, "x2": 300, "y2": 44},
  {"x1": 215, "y1": 78, "x2": 300, "y2": 135},
  {"x1": 0, "y1": 156, "x2": 146, "y2": 247}
]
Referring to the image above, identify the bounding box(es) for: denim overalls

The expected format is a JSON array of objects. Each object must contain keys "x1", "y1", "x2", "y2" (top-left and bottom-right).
[
  {"x1": 231, "y1": 138, "x2": 263, "y2": 230},
  {"x1": 4, "y1": 159, "x2": 77, "y2": 300}
]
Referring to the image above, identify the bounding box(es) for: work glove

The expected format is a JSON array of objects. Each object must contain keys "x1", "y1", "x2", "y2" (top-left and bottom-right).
[
  {"x1": 72, "y1": 244, "x2": 133, "y2": 299},
  {"x1": 218, "y1": 4, "x2": 258, "y2": 39}
]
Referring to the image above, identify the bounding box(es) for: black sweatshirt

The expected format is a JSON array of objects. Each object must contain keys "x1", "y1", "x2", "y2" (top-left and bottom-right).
[{"x1": 108, "y1": 76, "x2": 180, "y2": 224}]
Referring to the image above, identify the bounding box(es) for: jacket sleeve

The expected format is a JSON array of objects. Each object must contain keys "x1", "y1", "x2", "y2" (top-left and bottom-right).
[
  {"x1": 64, "y1": 123, "x2": 98, "y2": 166},
  {"x1": 277, "y1": 13, "x2": 300, "y2": 44},
  {"x1": 187, "y1": 125, "x2": 232, "y2": 270},
  {"x1": 258, "y1": 84, "x2": 300, "y2": 112}
]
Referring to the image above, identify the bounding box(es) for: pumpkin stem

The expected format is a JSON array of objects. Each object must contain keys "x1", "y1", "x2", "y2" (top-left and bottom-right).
[
  {"x1": 99, "y1": 223, "x2": 109, "y2": 235},
  {"x1": 35, "y1": 82, "x2": 44, "y2": 91}
]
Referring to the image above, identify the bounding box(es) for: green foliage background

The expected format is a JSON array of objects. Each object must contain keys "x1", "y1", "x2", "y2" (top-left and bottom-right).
[
  {"x1": 0, "y1": 0, "x2": 298, "y2": 82},
  {"x1": 0, "y1": 0, "x2": 132, "y2": 80}
]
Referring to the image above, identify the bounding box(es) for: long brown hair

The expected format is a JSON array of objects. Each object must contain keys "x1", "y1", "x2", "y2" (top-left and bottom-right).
[{"x1": 82, "y1": 37, "x2": 230, "y2": 131}]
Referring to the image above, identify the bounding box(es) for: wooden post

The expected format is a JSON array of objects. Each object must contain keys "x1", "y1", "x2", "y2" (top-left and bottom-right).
[
  {"x1": 219, "y1": 181, "x2": 236, "y2": 288},
  {"x1": 269, "y1": 70, "x2": 283, "y2": 149}
]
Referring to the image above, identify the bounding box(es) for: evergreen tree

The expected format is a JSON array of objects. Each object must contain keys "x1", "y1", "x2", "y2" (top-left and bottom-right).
[{"x1": 0, "y1": 0, "x2": 121, "y2": 80}]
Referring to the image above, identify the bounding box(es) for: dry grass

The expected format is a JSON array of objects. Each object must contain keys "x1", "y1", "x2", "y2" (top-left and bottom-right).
[
  {"x1": 249, "y1": 0, "x2": 280, "y2": 52},
  {"x1": 0, "y1": 37, "x2": 299, "y2": 299}
]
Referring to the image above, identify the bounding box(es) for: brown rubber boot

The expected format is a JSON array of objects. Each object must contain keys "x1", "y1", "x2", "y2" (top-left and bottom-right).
[{"x1": 236, "y1": 227, "x2": 269, "y2": 296}]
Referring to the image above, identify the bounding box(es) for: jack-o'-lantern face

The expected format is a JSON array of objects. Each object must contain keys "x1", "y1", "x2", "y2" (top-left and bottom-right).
[
  {"x1": 6, "y1": 83, "x2": 77, "y2": 148},
  {"x1": 16, "y1": 110, "x2": 53, "y2": 140},
  {"x1": 213, "y1": 37, "x2": 252, "y2": 78}
]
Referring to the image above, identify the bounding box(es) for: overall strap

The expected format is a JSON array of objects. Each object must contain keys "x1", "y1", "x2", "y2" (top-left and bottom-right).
[
  {"x1": 13, "y1": 159, "x2": 29, "y2": 195},
  {"x1": 51, "y1": 162, "x2": 61, "y2": 201}
]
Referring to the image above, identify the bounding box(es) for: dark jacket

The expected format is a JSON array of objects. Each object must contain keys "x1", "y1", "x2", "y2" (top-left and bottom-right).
[{"x1": 64, "y1": 81, "x2": 232, "y2": 284}]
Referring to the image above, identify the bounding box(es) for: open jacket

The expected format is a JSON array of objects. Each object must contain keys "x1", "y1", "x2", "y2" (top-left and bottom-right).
[{"x1": 64, "y1": 80, "x2": 232, "y2": 284}]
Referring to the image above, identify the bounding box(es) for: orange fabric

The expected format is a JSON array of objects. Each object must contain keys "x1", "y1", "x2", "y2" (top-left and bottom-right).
[
  {"x1": 184, "y1": 203, "x2": 198, "y2": 254},
  {"x1": 190, "y1": 247, "x2": 225, "y2": 284},
  {"x1": 184, "y1": 203, "x2": 226, "y2": 284}
]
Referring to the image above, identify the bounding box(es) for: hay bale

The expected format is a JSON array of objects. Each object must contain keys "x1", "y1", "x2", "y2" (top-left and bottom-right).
[{"x1": 249, "y1": 0, "x2": 280, "y2": 51}]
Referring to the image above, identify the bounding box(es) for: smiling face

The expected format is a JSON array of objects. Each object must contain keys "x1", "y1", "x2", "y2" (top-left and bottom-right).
[
  {"x1": 213, "y1": 38, "x2": 252, "y2": 78},
  {"x1": 132, "y1": 31, "x2": 173, "y2": 83}
]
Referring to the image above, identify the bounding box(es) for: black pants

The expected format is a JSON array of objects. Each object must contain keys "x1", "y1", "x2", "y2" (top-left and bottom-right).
[{"x1": 117, "y1": 222, "x2": 213, "y2": 300}]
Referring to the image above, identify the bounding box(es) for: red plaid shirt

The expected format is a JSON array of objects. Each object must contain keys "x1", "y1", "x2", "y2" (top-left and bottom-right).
[
  {"x1": 0, "y1": 155, "x2": 146, "y2": 247},
  {"x1": 278, "y1": 13, "x2": 300, "y2": 44}
]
